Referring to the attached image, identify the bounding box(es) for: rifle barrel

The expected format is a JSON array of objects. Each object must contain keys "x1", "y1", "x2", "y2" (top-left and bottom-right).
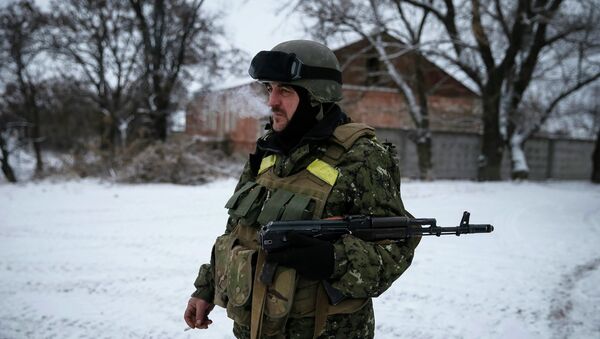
[{"x1": 424, "y1": 224, "x2": 494, "y2": 236}]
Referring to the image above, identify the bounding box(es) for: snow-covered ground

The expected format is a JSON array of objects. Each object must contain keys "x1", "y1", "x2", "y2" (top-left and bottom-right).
[{"x1": 1, "y1": 179, "x2": 599, "y2": 339}]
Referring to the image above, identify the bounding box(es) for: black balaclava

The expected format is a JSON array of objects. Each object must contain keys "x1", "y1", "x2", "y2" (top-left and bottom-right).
[{"x1": 271, "y1": 85, "x2": 320, "y2": 153}]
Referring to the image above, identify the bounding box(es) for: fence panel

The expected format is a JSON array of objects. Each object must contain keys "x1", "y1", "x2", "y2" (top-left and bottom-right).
[
  {"x1": 375, "y1": 128, "x2": 594, "y2": 180},
  {"x1": 552, "y1": 140, "x2": 594, "y2": 180}
]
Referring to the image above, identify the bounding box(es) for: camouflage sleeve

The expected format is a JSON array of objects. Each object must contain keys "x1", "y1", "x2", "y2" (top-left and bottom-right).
[
  {"x1": 191, "y1": 264, "x2": 214, "y2": 300},
  {"x1": 190, "y1": 161, "x2": 256, "y2": 301},
  {"x1": 324, "y1": 136, "x2": 420, "y2": 298}
]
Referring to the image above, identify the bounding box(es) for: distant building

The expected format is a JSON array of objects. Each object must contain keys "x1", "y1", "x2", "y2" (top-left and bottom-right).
[
  {"x1": 186, "y1": 81, "x2": 269, "y2": 153},
  {"x1": 334, "y1": 35, "x2": 481, "y2": 134},
  {"x1": 185, "y1": 36, "x2": 594, "y2": 180},
  {"x1": 186, "y1": 35, "x2": 481, "y2": 154}
]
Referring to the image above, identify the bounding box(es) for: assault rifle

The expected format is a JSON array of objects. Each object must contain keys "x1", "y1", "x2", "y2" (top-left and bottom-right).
[
  {"x1": 258, "y1": 211, "x2": 493, "y2": 304},
  {"x1": 260, "y1": 211, "x2": 493, "y2": 252}
]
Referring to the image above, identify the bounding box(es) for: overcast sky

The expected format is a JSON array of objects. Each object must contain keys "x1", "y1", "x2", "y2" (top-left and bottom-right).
[
  {"x1": 0, "y1": 0, "x2": 308, "y2": 55},
  {"x1": 220, "y1": 0, "x2": 308, "y2": 56},
  {"x1": 218, "y1": 0, "x2": 310, "y2": 85},
  {"x1": 0, "y1": 0, "x2": 309, "y2": 87}
]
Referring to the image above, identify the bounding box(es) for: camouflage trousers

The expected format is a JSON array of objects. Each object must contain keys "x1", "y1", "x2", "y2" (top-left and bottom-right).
[{"x1": 232, "y1": 299, "x2": 374, "y2": 339}]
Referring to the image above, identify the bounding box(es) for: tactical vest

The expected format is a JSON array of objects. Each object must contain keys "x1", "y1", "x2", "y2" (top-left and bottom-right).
[{"x1": 213, "y1": 123, "x2": 376, "y2": 339}]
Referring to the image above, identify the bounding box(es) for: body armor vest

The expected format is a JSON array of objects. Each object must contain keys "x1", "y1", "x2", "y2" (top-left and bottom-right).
[{"x1": 213, "y1": 123, "x2": 376, "y2": 338}]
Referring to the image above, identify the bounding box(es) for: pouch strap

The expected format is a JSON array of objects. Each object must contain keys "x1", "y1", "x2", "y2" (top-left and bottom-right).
[
  {"x1": 251, "y1": 250, "x2": 268, "y2": 339},
  {"x1": 257, "y1": 189, "x2": 295, "y2": 225},
  {"x1": 225, "y1": 181, "x2": 255, "y2": 209},
  {"x1": 281, "y1": 194, "x2": 311, "y2": 220},
  {"x1": 331, "y1": 123, "x2": 375, "y2": 150},
  {"x1": 321, "y1": 123, "x2": 376, "y2": 165},
  {"x1": 232, "y1": 185, "x2": 263, "y2": 217},
  {"x1": 313, "y1": 282, "x2": 330, "y2": 338},
  {"x1": 320, "y1": 143, "x2": 346, "y2": 164}
]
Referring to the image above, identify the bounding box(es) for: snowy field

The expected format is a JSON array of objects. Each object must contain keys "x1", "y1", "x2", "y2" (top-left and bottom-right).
[{"x1": 1, "y1": 179, "x2": 599, "y2": 339}]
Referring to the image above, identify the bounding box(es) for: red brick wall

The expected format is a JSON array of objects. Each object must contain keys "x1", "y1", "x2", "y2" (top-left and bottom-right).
[
  {"x1": 334, "y1": 35, "x2": 476, "y2": 98},
  {"x1": 341, "y1": 87, "x2": 409, "y2": 128},
  {"x1": 185, "y1": 36, "x2": 482, "y2": 153},
  {"x1": 341, "y1": 87, "x2": 481, "y2": 133}
]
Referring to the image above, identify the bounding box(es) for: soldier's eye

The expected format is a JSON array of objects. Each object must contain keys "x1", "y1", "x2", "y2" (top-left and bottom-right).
[{"x1": 280, "y1": 87, "x2": 294, "y2": 96}]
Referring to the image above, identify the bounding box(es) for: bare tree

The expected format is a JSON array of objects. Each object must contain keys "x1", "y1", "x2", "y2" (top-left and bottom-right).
[
  {"x1": 0, "y1": 133, "x2": 17, "y2": 182},
  {"x1": 37, "y1": 76, "x2": 105, "y2": 151},
  {"x1": 49, "y1": 0, "x2": 142, "y2": 154},
  {"x1": 584, "y1": 86, "x2": 600, "y2": 183},
  {"x1": 0, "y1": 110, "x2": 23, "y2": 183},
  {"x1": 128, "y1": 0, "x2": 226, "y2": 141},
  {"x1": 0, "y1": 0, "x2": 47, "y2": 176},
  {"x1": 499, "y1": 0, "x2": 600, "y2": 179},
  {"x1": 400, "y1": 0, "x2": 597, "y2": 180},
  {"x1": 593, "y1": 128, "x2": 600, "y2": 183},
  {"x1": 297, "y1": 0, "x2": 442, "y2": 179},
  {"x1": 508, "y1": 81, "x2": 600, "y2": 179}
]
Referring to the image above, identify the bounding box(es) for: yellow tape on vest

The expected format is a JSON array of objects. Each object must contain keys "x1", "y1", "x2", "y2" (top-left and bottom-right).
[
  {"x1": 307, "y1": 159, "x2": 339, "y2": 186},
  {"x1": 258, "y1": 155, "x2": 277, "y2": 174}
]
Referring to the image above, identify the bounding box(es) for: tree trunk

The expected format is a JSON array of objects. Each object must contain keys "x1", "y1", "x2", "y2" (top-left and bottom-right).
[
  {"x1": 509, "y1": 134, "x2": 529, "y2": 180},
  {"x1": 21, "y1": 80, "x2": 44, "y2": 176},
  {"x1": 414, "y1": 56, "x2": 433, "y2": 181},
  {"x1": 31, "y1": 106, "x2": 43, "y2": 176},
  {"x1": 592, "y1": 127, "x2": 600, "y2": 183},
  {"x1": 100, "y1": 114, "x2": 117, "y2": 151},
  {"x1": 117, "y1": 117, "x2": 132, "y2": 148},
  {"x1": 154, "y1": 112, "x2": 168, "y2": 141},
  {"x1": 478, "y1": 95, "x2": 504, "y2": 181},
  {"x1": 0, "y1": 134, "x2": 17, "y2": 183},
  {"x1": 99, "y1": 113, "x2": 119, "y2": 174},
  {"x1": 153, "y1": 93, "x2": 170, "y2": 141},
  {"x1": 415, "y1": 131, "x2": 433, "y2": 180}
]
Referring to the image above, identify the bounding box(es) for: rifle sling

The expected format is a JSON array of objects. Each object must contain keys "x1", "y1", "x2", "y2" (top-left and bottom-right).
[
  {"x1": 251, "y1": 250, "x2": 268, "y2": 339},
  {"x1": 313, "y1": 282, "x2": 329, "y2": 338}
]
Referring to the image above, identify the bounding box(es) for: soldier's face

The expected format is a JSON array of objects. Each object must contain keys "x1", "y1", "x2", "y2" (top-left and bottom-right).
[{"x1": 266, "y1": 82, "x2": 299, "y2": 132}]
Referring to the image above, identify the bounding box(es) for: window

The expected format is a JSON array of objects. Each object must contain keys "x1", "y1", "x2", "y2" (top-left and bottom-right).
[{"x1": 366, "y1": 56, "x2": 380, "y2": 85}]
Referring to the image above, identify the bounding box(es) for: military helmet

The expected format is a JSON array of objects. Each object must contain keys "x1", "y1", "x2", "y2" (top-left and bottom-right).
[{"x1": 248, "y1": 40, "x2": 343, "y2": 103}]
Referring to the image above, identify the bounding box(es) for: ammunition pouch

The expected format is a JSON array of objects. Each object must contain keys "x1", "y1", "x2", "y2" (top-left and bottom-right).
[{"x1": 261, "y1": 266, "x2": 298, "y2": 336}]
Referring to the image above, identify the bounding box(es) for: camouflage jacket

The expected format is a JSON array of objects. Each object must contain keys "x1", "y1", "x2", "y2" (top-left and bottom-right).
[{"x1": 192, "y1": 119, "x2": 419, "y2": 302}]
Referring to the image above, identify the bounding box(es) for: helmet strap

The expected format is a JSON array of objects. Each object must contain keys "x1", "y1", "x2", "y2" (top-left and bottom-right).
[
  {"x1": 310, "y1": 96, "x2": 324, "y2": 121},
  {"x1": 315, "y1": 105, "x2": 324, "y2": 121}
]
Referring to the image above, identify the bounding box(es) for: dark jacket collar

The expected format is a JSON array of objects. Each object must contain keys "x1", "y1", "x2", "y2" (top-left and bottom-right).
[
  {"x1": 249, "y1": 104, "x2": 350, "y2": 175},
  {"x1": 257, "y1": 104, "x2": 348, "y2": 154}
]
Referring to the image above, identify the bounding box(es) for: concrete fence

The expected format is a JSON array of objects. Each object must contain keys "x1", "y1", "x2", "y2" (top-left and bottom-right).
[{"x1": 376, "y1": 128, "x2": 595, "y2": 180}]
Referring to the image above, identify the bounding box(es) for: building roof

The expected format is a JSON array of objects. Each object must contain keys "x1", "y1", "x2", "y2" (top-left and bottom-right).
[{"x1": 199, "y1": 34, "x2": 478, "y2": 98}]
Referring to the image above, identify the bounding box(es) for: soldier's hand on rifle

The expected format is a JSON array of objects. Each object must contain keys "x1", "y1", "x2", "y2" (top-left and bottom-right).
[
  {"x1": 265, "y1": 232, "x2": 334, "y2": 280},
  {"x1": 184, "y1": 297, "x2": 214, "y2": 330}
]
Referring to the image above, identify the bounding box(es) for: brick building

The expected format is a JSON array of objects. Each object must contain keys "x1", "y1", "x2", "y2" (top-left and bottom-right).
[
  {"x1": 186, "y1": 36, "x2": 481, "y2": 155},
  {"x1": 336, "y1": 35, "x2": 481, "y2": 133},
  {"x1": 186, "y1": 81, "x2": 269, "y2": 153}
]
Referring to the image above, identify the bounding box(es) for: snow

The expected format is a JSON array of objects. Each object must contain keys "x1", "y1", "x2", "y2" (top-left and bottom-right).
[{"x1": 1, "y1": 179, "x2": 599, "y2": 339}]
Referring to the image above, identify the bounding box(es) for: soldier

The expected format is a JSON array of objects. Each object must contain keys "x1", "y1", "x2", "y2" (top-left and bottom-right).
[{"x1": 184, "y1": 40, "x2": 420, "y2": 339}]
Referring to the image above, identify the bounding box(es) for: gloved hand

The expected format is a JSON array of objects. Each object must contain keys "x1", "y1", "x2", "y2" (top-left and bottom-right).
[{"x1": 265, "y1": 232, "x2": 334, "y2": 280}]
